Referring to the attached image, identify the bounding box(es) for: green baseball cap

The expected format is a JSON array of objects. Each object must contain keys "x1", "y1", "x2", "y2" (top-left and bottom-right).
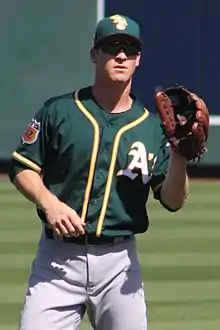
[{"x1": 94, "y1": 14, "x2": 142, "y2": 46}]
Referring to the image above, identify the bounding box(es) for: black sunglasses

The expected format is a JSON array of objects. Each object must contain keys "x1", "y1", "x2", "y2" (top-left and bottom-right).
[{"x1": 97, "y1": 40, "x2": 141, "y2": 57}]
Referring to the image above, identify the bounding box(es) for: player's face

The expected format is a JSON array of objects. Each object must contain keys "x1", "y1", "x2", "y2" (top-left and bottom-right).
[{"x1": 92, "y1": 36, "x2": 141, "y2": 84}]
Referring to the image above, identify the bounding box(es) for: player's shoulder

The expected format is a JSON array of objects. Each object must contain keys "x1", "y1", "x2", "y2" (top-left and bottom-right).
[
  {"x1": 31, "y1": 91, "x2": 77, "y2": 127},
  {"x1": 39, "y1": 88, "x2": 87, "y2": 122},
  {"x1": 140, "y1": 103, "x2": 161, "y2": 129},
  {"x1": 134, "y1": 96, "x2": 160, "y2": 125},
  {"x1": 138, "y1": 101, "x2": 164, "y2": 138},
  {"x1": 44, "y1": 91, "x2": 75, "y2": 109},
  {"x1": 43, "y1": 85, "x2": 91, "y2": 113},
  {"x1": 146, "y1": 111, "x2": 160, "y2": 125}
]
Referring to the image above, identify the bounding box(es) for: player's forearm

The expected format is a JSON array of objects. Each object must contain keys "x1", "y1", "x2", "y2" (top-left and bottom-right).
[
  {"x1": 13, "y1": 169, "x2": 59, "y2": 210},
  {"x1": 160, "y1": 150, "x2": 189, "y2": 211}
]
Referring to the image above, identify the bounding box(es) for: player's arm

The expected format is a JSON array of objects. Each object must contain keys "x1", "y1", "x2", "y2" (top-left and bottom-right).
[
  {"x1": 9, "y1": 104, "x2": 55, "y2": 208},
  {"x1": 11, "y1": 167, "x2": 59, "y2": 213},
  {"x1": 10, "y1": 167, "x2": 84, "y2": 236},
  {"x1": 153, "y1": 148, "x2": 189, "y2": 211},
  {"x1": 150, "y1": 130, "x2": 189, "y2": 212},
  {"x1": 9, "y1": 103, "x2": 84, "y2": 236}
]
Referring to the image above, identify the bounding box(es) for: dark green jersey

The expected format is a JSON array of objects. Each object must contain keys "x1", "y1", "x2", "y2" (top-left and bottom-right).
[{"x1": 11, "y1": 86, "x2": 170, "y2": 237}]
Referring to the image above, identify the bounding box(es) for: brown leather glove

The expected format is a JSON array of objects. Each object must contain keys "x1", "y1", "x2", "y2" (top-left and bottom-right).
[{"x1": 155, "y1": 84, "x2": 210, "y2": 161}]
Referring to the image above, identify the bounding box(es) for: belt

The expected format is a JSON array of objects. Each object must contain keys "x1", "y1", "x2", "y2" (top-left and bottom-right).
[{"x1": 45, "y1": 227, "x2": 132, "y2": 245}]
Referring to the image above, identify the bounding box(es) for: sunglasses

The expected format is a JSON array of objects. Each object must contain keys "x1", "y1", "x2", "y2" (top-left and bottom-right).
[{"x1": 97, "y1": 40, "x2": 141, "y2": 57}]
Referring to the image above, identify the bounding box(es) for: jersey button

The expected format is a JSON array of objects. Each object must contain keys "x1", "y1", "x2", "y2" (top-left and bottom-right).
[
  {"x1": 87, "y1": 223, "x2": 92, "y2": 231},
  {"x1": 93, "y1": 199, "x2": 97, "y2": 205},
  {"x1": 98, "y1": 173, "x2": 103, "y2": 179},
  {"x1": 107, "y1": 122, "x2": 112, "y2": 128}
]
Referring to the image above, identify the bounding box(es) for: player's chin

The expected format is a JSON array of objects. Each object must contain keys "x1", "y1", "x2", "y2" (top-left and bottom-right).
[{"x1": 110, "y1": 74, "x2": 131, "y2": 84}]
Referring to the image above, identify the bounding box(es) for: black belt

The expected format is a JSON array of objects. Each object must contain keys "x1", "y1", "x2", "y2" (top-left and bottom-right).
[{"x1": 45, "y1": 227, "x2": 132, "y2": 245}]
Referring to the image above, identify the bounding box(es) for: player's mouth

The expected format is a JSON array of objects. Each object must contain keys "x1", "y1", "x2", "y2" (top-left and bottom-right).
[{"x1": 114, "y1": 66, "x2": 127, "y2": 70}]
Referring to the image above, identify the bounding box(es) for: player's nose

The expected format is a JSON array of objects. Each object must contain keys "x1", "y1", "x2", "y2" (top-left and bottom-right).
[{"x1": 115, "y1": 50, "x2": 127, "y2": 61}]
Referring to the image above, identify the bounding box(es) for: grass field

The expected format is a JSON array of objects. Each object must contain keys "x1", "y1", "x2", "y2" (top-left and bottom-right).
[{"x1": 0, "y1": 177, "x2": 219, "y2": 330}]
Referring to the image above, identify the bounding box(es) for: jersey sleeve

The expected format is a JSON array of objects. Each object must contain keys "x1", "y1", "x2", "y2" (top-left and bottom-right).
[
  {"x1": 150, "y1": 132, "x2": 170, "y2": 200},
  {"x1": 10, "y1": 103, "x2": 53, "y2": 177}
]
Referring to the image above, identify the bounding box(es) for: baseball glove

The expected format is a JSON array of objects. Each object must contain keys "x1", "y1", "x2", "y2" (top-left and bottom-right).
[{"x1": 155, "y1": 84, "x2": 209, "y2": 161}]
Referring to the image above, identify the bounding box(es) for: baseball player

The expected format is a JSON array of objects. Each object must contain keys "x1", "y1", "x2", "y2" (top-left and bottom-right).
[{"x1": 9, "y1": 14, "x2": 189, "y2": 330}]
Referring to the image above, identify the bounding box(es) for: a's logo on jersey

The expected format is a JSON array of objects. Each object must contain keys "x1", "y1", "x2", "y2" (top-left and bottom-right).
[
  {"x1": 22, "y1": 118, "x2": 40, "y2": 144},
  {"x1": 116, "y1": 141, "x2": 157, "y2": 184},
  {"x1": 110, "y1": 15, "x2": 128, "y2": 30}
]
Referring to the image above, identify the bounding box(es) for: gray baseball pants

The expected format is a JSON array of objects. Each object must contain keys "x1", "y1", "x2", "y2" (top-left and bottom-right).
[{"x1": 18, "y1": 231, "x2": 147, "y2": 330}]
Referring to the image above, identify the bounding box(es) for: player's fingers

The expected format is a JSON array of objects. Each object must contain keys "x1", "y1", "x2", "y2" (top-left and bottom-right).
[
  {"x1": 68, "y1": 213, "x2": 85, "y2": 235},
  {"x1": 73, "y1": 222, "x2": 85, "y2": 235},
  {"x1": 64, "y1": 232, "x2": 80, "y2": 238},
  {"x1": 53, "y1": 227, "x2": 62, "y2": 237},
  {"x1": 55, "y1": 221, "x2": 69, "y2": 236},
  {"x1": 61, "y1": 218, "x2": 79, "y2": 237},
  {"x1": 45, "y1": 221, "x2": 62, "y2": 237}
]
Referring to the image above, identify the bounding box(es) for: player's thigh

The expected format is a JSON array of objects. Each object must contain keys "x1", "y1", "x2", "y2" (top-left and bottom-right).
[
  {"x1": 19, "y1": 297, "x2": 86, "y2": 330},
  {"x1": 18, "y1": 280, "x2": 86, "y2": 330},
  {"x1": 91, "y1": 267, "x2": 147, "y2": 330},
  {"x1": 18, "y1": 240, "x2": 88, "y2": 330}
]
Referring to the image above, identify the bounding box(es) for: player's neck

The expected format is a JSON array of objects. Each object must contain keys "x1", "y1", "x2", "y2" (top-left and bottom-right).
[{"x1": 92, "y1": 80, "x2": 133, "y2": 114}]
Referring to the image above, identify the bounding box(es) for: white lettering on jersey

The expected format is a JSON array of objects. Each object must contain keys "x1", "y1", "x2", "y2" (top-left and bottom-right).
[{"x1": 117, "y1": 141, "x2": 156, "y2": 184}]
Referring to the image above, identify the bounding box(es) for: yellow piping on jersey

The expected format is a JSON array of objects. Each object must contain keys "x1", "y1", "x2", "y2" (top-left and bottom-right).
[
  {"x1": 74, "y1": 91, "x2": 100, "y2": 223},
  {"x1": 96, "y1": 108, "x2": 149, "y2": 237},
  {"x1": 12, "y1": 151, "x2": 41, "y2": 173}
]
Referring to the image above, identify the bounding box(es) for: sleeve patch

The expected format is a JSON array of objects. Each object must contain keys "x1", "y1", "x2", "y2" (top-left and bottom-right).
[{"x1": 22, "y1": 118, "x2": 41, "y2": 144}]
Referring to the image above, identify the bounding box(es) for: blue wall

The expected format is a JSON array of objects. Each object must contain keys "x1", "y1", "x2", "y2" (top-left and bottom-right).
[{"x1": 105, "y1": 0, "x2": 219, "y2": 115}]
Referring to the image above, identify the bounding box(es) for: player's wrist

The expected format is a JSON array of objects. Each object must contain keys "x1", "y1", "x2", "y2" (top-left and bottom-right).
[
  {"x1": 37, "y1": 190, "x2": 59, "y2": 212},
  {"x1": 170, "y1": 147, "x2": 187, "y2": 165}
]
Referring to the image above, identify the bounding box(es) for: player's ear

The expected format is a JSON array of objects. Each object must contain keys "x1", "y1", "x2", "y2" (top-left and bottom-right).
[
  {"x1": 90, "y1": 47, "x2": 97, "y2": 63},
  {"x1": 135, "y1": 52, "x2": 141, "y2": 68}
]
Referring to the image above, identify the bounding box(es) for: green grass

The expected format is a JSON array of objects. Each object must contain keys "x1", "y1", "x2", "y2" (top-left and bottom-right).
[{"x1": 0, "y1": 177, "x2": 220, "y2": 330}]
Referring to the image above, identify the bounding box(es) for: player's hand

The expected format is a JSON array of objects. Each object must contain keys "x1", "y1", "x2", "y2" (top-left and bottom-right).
[{"x1": 43, "y1": 200, "x2": 85, "y2": 237}]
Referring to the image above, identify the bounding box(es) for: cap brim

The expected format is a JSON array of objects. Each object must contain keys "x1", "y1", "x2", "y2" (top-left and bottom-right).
[{"x1": 94, "y1": 33, "x2": 143, "y2": 47}]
